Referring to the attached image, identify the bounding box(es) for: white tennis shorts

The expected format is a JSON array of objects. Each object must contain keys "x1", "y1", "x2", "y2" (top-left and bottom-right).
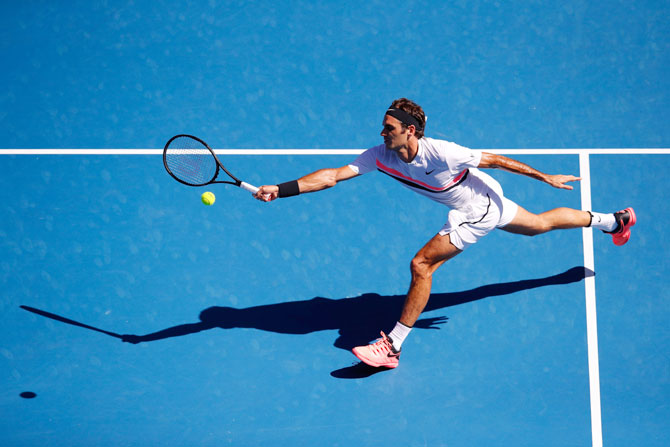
[{"x1": 438, "y1": 170, "x2": 519, "y2": 250}]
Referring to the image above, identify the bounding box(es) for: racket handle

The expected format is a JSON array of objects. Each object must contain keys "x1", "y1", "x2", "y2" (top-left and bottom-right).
[{"x1": 239, "y1": 181, "x2": 259, "y2": 194}]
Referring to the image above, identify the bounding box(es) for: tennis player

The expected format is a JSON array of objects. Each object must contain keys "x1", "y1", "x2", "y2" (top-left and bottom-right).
[{"x1": 254, "y1": 98, "x2": 635, "y2": 369}]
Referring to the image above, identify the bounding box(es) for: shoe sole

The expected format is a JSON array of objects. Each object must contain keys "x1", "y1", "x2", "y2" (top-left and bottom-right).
[{"x1": 613, "y1": 207, "x2": 636, "y2": 246}]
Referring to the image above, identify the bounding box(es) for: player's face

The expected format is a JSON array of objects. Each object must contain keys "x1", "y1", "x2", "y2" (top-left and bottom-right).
[{"x1": 380, "y1": 115, "x2": 409, "y2": 151}]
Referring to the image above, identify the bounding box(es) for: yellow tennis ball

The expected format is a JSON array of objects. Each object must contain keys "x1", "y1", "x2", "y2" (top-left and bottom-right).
[{"x1": 201, "y1": 191, "x2": 216, "y2": 206}]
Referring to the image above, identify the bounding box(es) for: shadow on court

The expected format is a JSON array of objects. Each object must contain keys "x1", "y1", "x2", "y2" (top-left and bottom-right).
[{"x1": 21, "y1": 267, "x2": 592, "y2": 377}]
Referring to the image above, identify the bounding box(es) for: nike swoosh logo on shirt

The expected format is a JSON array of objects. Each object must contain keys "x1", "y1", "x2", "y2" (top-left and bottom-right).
[{"x1": 425, "y1": 169, "x2": 435, "y2": 175}]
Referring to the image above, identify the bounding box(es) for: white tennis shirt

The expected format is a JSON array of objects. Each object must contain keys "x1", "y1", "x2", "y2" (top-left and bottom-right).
[{"x1": 348, "y1": 137, "x2": 492, "y2": 211}]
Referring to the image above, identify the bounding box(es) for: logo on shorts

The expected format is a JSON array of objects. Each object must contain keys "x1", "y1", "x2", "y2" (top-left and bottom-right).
[{"x1": 425, "y1": 169, "x2": 435, "y2": 175}]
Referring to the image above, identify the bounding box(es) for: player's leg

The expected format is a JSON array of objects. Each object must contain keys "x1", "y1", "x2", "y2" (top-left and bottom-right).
[
  {"x1": 499, "y1": 205, "x2": 591, "y2": 236},
  {"x1": 399, "y1": 232, "x2": 462, "y2": 327},
  {"x1": 501, "y1": 204, "x2": 637, "y2": 245},
  {"x1": 351, "y1": 233, "x2": 461, "y2": 368}
]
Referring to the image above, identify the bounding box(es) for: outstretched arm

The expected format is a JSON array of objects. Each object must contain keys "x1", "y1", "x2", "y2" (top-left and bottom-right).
[
  {"x1": 478, "y1": 152, "x2": 581, "y2": 190},
  {"x1": 254, "y1": 165, "x2": 359, "y2": 202}
]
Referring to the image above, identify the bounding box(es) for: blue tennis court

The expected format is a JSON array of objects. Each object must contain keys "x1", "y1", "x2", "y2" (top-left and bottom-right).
[{"x1": 1, "y1": 2, "x2": 668, "y2": 446}]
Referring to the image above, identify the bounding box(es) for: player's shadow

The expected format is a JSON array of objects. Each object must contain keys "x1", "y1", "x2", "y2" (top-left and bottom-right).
[{"x1": 21, "y1": 266, "x2": 593, "y2": 379}]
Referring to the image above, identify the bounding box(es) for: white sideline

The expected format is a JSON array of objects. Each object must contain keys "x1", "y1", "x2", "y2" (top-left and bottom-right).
[{"x1": 579, "y1": 153, "x2": 603, "y2": 447}]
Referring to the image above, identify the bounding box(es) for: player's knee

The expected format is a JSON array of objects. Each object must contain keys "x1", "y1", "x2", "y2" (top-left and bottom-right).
[
  {"x1": 535, "y1": 219, "x2": 554, "y2": 235},
  {"x1": 410, "y1": 256, "x2": 432, "y2": 279},
  {"x1": 524, "y1": 217, "x2": 552, "y2": 236},
  {"x1": 527, "y1": 226, "x2": 549, "y2": 236}
]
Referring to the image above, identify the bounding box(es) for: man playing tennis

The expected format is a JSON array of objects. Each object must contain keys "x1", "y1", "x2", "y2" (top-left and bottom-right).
[{"x1": 254, "y1": 98, "x2": 635, "y2": 369}]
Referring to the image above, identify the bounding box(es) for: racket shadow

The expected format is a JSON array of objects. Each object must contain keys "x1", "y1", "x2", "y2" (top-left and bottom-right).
[{"x1": 22, "y1": 266, "x2": 593, "y2": 352}]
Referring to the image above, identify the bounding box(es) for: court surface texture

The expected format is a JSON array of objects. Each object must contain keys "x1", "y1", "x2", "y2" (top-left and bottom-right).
[{"x1": 1, "y1": 1, "x2": 668, "y2": 446}]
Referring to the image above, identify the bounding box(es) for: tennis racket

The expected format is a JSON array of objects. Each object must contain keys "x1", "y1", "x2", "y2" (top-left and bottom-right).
[{"x1": 163, "y1": 134, "x2": 259, "y2": 194}]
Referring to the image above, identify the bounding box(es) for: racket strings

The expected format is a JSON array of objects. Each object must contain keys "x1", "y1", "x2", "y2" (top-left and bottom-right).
[{"x1": 164, "y1": 136, "x2": 217, "y2": 185}]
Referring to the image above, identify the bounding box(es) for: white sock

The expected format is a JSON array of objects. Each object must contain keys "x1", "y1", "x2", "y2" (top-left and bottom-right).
[
  {"x1": 589, "y1": 211, "x2": 617, "y2": 232},
  {"x1": 388, "y1": 321, "x2": 412, "y2": 351}
]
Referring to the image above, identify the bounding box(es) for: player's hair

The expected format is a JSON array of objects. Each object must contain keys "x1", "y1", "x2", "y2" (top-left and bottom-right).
[{"x1": 389, "y1": 98, "x2": 427, "y2": 139}]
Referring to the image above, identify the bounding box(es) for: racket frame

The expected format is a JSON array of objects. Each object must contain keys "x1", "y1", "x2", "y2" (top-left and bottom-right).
[{"x1": 163, "y1": 134, "x2": 258, "y2": 193}]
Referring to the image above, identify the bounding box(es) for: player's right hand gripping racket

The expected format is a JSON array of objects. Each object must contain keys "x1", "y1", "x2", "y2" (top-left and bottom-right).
[{"x1": 163, "y1": 134, "x2": 259, "y2": 194}]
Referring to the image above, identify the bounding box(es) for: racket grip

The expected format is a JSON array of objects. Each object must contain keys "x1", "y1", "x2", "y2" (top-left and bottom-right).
[{"x1": 239, "y1": 181, "x2": 259, "y2": 194}]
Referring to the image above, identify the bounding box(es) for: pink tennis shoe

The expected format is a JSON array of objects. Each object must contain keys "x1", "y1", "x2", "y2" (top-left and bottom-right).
[
  {"x1": 352, "y1": 332, "x2": 401, "y2": 368},
  {"x1": 606, "y1": 207, "x2": 636, "y2": 246}
]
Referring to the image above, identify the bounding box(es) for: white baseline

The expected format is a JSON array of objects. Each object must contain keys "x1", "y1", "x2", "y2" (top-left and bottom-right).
[{"x1": 1, "y1": 148, "x2": 670, "y2": 155}]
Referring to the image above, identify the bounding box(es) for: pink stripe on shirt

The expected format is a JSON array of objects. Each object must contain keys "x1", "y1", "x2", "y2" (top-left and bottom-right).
[{"x1": 375, "y1": 159, "x2": 467, "y2": 192}]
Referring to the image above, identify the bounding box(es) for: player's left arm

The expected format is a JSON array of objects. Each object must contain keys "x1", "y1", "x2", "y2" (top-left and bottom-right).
[{"x1": 478, "y1": 152, "x2": 581, "y2": 190}]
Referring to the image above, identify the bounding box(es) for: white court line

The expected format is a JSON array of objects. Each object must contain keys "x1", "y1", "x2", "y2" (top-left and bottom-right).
[
  {"x1": 579, "y1": 153, "x2": 603, "y2": 447},
  {"x1": 0, "y1": 148, "x2": 670, "y2": 155}
]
